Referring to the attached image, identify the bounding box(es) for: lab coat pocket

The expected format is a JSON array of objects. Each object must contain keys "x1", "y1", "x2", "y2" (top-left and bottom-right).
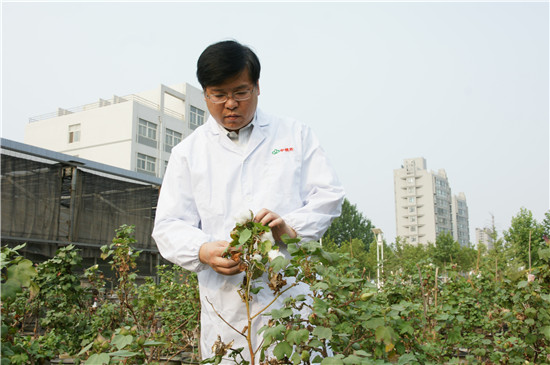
[
  {"x1": 193, "y1": 179, "x2": 225, "y2": 232},
  {"x1": 264, "y1": 151, "x2": 302, "y2": 203}
]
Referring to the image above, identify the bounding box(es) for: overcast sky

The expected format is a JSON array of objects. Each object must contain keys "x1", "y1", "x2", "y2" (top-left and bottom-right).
[{"x1": 2, "y1": 1, "x2": 548, "y2": 244}]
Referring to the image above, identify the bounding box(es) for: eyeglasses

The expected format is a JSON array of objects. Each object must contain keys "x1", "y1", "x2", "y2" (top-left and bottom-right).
[{"x1": 205, "y1": 86, "x2": 255, "y2": 104}]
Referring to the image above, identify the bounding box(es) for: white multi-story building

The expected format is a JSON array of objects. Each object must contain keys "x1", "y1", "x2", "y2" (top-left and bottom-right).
[
  {"x1": 25, "y1": 83, "x2": 208, "y2": 178},
  {"x1": 452, "y1": 193, "x2": 470, "y2": 246},
  {"x1": 476, "y1": 227, "x2": 494, "y2": 250},
  {"x1": 393, "y1": 157, "x2": 470, "y2": 246}
]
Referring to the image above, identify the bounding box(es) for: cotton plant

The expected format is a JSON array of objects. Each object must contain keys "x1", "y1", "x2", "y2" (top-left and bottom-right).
[
  {"x1": 204, "y1": 210, "x2": 300, "y2": 364},
  {"x1": 224, "y1": 210, "x2": 290, "y2": 294}
]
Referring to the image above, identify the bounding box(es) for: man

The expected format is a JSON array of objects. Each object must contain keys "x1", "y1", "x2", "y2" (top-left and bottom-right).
[{"x1": 152, "y1": 40, "x2": 344, "y2": 363}]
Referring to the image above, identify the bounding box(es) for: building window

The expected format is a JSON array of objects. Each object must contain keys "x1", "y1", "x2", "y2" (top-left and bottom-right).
[
  {"x1": 409, "y1": 206, "x2": 416, "y2": 213},
  {"x1": 68, "y1": 124, "x2": 81, "y2": 143},
  {"x1": 408, "y1": 197, "x2": 416, "y2": 203},
  {"x1": 137, "y1": 153, "x2": 156, "y2": 175},
  {"x1": 407, "y1": 187, "x2": 415, "y2": 193},
  {"x1": 410, "y1": 216, "x2": 417, "y2": 223},
  {"x1": 189, "y1": 106, "x2": 205, "y2": 130},
  {"x1": 138, "y1": 119, "x2": 157, "y2": 148},
  {"x1": 406, "y1": 177, "x2": 415, "y2": 184},
  {"x1": 165, "y1": 129, "x2": 182, "y2": 153},
  {"x1": 410, "y1": 226, "x2": 417, "y2": 232}
]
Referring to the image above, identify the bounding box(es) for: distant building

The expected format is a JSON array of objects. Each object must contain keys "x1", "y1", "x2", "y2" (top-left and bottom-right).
[
  {"x1": 452, "y1": 193, "x2": 470, "y2": 246},
  {"x1": 25, "y1": 83, "x2": 208, "y2": 178},
  {"x1": 393, "y1": 157, "x2": 470, "y2": 246},
  {"x1": 476, "y1": 227, "x2": 494, "y2": 250}
]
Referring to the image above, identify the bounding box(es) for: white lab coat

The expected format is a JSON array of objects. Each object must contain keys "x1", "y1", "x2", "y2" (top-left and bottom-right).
[{"x1": 152, "y1": 109, "x2": 344, "y2": 363}]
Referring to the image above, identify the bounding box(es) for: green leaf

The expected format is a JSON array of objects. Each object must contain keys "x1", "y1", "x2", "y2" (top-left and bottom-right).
[
  {"x1": 365, "y1": 317, "x2": 384, "y2": 330},
  {"x1": 375, "y1": 326, "x2": 393, "y2": 345},
  {"x1": 287, "y1": 243, "x2": 300, "y2": 255},
  {"x1": 540, "y1": 325, "x2": 550, "y2": 340},
  {"x1": 286, "y1": 329, "x2": 309, "y2": 345},
  {"x1": 354, "y1": 350, "x2": 370, "y2": 357},
  {"x1": 312, "y1": 326, "x2": 333, "y2": 340},
  {"x1": 250, "y1": 286, "x2": 263, "y2": 295},
  {"x1": 311, "y1": 282, "x2": 329, "y2": 291},
  {"x1": 109, "y1": 350, "x2": 139, "y2": 358},
  {"x1": 9, "y1": 259, "x2": 36, "y2": 285},
  {"x1": 239, "y1": 229, "x2": 252, "y2": 245},
  {"x1": 309, "y1": 339, "x2": 323, "y2": 348},
  {"x1": 321, "y1": 357, "x2": 344, "y2": 365},
  {"x1": 270, "y1": 256, "x2": 289, "y2": 272},
  {"x1": 262, "y1": 324, "x2": 286, "y2": 344},
  {"x1": 517, "y1": 280, "x2": 528, "y2": 288},
  {"x1": 399, "y1": 322, "x2": 414, "y2": 336},
  {"x1": 1, "y1": 280, "x2": 22, "y2": 301},
  {"x1": 291, "y1": 351, "x2": 302, "y2": 365},
  {"x1": 273, "y1": 341, "x2": 292, "y2": 360},
  {"x1": 269, "y1": 307, "x2": 293, "y2": 320},
  {"x1": 111, "y1": 334, "x2": 133, "y2": 350},
  {"x1": 398, "y1": 353, "x2": 418, "y2": 364},
  {"x1": 77, "y1": 342, "x2": 94, "y2": 356},
  {"x1": 143, "y1": 340, "x2": 165, "y2": 346},
  {"x1": 343, "y1": 355, "x2": 364, "y2": 364},
  {"x1": 295, "y1": 294, "x2": 306, "y2": 302},
  {"x1": 85, "y1": 353, "x2": 110, "y2": 364},
  {"x1": 260, "y1": 240, "x2": 272, "y2": 255}
]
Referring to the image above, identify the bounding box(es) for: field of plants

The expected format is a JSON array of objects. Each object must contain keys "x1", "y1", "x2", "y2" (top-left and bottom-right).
[{"x1": 2, "y1": 208, "x2": 550, "y2": 364}]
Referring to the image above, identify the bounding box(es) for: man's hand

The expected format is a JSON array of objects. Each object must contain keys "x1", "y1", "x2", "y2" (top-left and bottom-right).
[
  {"x1": 199, "y1": 241, "x2": 242, "y2": 275},
  {"x1": 254, "y1": 209, "x2": 297, "y2": 242}
]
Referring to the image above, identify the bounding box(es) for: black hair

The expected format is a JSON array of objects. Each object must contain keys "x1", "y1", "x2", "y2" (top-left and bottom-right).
[{"x1": 196, "y1": 40, "x2": 261, "y2": 89}]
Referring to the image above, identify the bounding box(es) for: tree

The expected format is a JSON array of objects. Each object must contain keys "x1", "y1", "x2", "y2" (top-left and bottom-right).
[
  {"x1": 431, "y1": 232, "x2": 460, "y2": 267},
  {"x1": 324, "y1": 238, "x2": 370, "y2": 273},
  {"x1": 323, "y1": 198, "x2": 374, "y2": 250},
  {"x1": 455, "y1": 243, "x2": 477, "y2": 271},
  {"x1": 542, "y1": 211, "x2": 550, "y2": 237},
  {"x1": 384, "y1": 237, "x2": 431, "y2": 275},
  {"x1": 483, "y1": 221, "x2": 507, "y2": 279},
  {"x1": 503, "y1": 208, "x2": 546, "y2": 269}
]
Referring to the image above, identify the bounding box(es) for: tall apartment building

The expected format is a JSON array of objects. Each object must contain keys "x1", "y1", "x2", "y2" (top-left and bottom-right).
[
  {"x1": 476, "y1": 227, "x2": 494, "y2": 250},
  {"x1": 25, "y1": 83, "x2": 208, "y2": 178},
  {"x1": 452, "y1": 193, "x2": 470, "y2": 246},
  {"x1": 393, "y1": 157, "x2": 470, "y2": 246}
]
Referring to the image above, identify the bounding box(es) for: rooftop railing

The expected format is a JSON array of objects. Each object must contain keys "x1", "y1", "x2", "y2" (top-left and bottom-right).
[{"x1": 29, "y1": 94, "x2": 184, "y2": 122}]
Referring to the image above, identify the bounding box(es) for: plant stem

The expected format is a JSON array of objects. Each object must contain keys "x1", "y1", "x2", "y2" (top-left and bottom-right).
[
  {"x1": 250, "y1": 282, "x2": 298, "y2": 321},
  {"x1": 245, "y1": 270, "x2": 254, "y2": 364},
  {"x1": 205, "y1": 297, "x2": 247, "y2": 338}
]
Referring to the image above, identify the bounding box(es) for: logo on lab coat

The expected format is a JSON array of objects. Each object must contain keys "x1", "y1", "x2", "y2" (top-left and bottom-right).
[{"x1": 272, "y1": 147, "x2": 294, "y2": 155}]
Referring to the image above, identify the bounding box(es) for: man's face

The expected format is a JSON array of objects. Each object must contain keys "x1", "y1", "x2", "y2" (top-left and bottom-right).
[{"x1": 204, "y1": 70, "x2": 260, "y2": 131}]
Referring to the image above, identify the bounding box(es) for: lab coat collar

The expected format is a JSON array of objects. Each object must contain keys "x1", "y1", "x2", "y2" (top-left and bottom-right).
[
  {"x1": 205, "y1": 109, "x2": 269, "y2": 156},
  {"x1": 205, "y1": 109, "x2": 269, "y2": 135}
]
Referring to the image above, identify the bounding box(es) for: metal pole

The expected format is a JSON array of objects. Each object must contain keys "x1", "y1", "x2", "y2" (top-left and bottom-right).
[
  {"x1": 381, "y1": 234, "x2": 384, "y2": 276},
  {"x1": 376, "y1": 237, "x2": 380, "y2": 289},
  {"x1": 69, "y1": 167, "x2": 78, "y2": 242},
  {"x1": 372, "y1": 228, "x2": 383, "y2": 290}
]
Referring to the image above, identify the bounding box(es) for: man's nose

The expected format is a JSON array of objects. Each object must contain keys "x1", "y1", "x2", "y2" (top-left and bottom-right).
[{"x1": 224, "y1": 97, "x2": 238, "y2": 109}]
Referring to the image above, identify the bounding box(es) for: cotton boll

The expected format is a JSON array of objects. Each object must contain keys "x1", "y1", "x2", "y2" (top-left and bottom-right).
[
  {"x1": 268, "y1": 249, "x2": 284, "y2": 261},
  {"x1": 263, "y1": 231, "x2": 275, "y2": 244},
  {"x1": 234, "y1": 210, "x2": 253, "y2": 225},
  {"x1": 252, "y1": 254, "x2": 262, "y2": 262}
]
